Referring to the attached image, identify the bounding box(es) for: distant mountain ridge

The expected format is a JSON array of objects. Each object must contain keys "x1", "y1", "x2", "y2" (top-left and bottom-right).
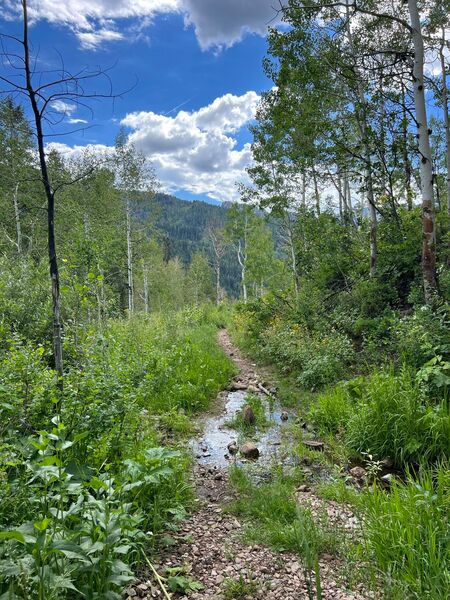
[{"x1": 152, "y1": 193, "x2": 240, "y2": 296}]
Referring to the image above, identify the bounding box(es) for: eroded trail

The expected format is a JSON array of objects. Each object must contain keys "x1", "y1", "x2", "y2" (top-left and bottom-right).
[{"x1": 130, "y1": 331, "x2": 369, "y2": 600}]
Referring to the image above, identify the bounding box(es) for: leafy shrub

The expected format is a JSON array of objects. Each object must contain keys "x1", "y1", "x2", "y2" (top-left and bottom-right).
[
  {"x1": 261, "y1": 321, "x2": 355, "y2": 390},
  {"x1": 394, "y1": 304, "x2": 450, "y2": 368},
  {"x1": 0, "y1": 421, "x2": 194, "y2": 599},
  {"x1": 363, "y1": 463, "x2": 450, "y2": 599},
  {"x1": 345, "y1": 369, "x2": 449, "y2": 466}
]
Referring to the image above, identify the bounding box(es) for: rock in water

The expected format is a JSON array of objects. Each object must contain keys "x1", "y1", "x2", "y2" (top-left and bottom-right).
[
  {"x1": 227, "y1": 441, "x2": 238, "y2": 455},
  {"x1": 242, "y1": 405, "x2": 255, "y2": 425},
  {"x1": 240, "y1": 442, "x2": 260, "y2": 460},
  {"x1": 280, "y1": 410, "x2": 289, "y2": 421}
]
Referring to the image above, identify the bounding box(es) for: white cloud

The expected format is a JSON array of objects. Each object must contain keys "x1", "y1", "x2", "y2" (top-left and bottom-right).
[
  {"x1": 67, "y1": 118, "x2": 89, "y2": 124},
  {"x1": 47, "y1": 91, "x2": 259, "y2": 203},
  {"x1": 183, "y1": 0, "x2": 282, "y2": 50},
  {"x1": 121, "y1": 91, "x2": 259, "y2": 202},
  {"x1": 76, "y1": 28, "x2": 124, "y2": 50},
  {"x1": 50, "y1": 100, "x2": 77, "y2": 114},
  {"x1": 3, "y1": 0, "x2": 281, "y2": 50}
]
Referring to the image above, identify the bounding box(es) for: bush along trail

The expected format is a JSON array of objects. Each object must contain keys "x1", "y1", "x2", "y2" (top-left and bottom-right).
[{"x1": 130, "y1": 330, "x2": 377, "y2": 600}]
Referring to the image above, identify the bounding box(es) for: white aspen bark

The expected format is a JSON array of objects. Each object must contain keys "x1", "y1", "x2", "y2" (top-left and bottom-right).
[
  {"x1": 126, "y1": 197, "x2": 134, "y2": 315},
  {"x1": 237, "y1": 239, "x2": 247, "y2": 303},
  {"x1": 401, "y1": 83, "x2": 414, "y2": 210},
  {"x1": 301, "y1": 169, "x2": 306, "y2": 208},
  {"x1": 143, "y1": 263, "x2": 149, "y2": 313},
  {"x1": 439, "y1": 30, "x2": 450, "y2": 217},
  {"x1": 284, "y1": 212, "x2": 299, "y2": 297},
  {"x1": 13, "y1": 182, "x2": 22, "y2": 255},
  {"x1": 313, "y1": 169, "x2": 320, "y2": 216},
  {"x1": 337, "y1": 173, "x2": 344, "y2": 221},
  {"x1": 407, "y1": 0, "x2": 437, "y2": 302},
  {"x1": 345, "y1": 1, "x2": 377, "y2": 276}
]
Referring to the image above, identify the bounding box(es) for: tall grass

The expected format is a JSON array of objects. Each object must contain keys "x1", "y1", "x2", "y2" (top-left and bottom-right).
[
  {"x1": 345, "y1": 368, "x2": 449, "y2": 465},
  {"x1": 309, "y1": 369, "x2": 449, "y2": 467},
  {"x1": 363, "y1": 463, "x2": 450, "y2": 599}
]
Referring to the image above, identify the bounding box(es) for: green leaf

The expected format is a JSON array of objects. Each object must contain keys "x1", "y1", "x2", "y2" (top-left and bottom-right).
[{"x1": 0, "y1": 530, "x2": 25, "y2": 543}]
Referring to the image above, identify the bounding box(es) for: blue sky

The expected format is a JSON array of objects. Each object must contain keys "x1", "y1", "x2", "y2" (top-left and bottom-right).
[{"x1": 0, "y1": 1, "x2": 280, "y2": 203}]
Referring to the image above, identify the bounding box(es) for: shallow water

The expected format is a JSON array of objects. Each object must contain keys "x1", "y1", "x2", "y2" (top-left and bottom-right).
[{"x1": 190, "y1": 390, "x2": 291, "y2": 468}]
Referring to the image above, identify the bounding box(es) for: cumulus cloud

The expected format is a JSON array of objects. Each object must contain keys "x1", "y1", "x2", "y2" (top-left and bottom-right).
[
  {"x1": 3, "y1": 0, "x2": 281, "y2": 50},
  {"x1": 47, "y1": 91, "x2": 259, "y2": 203},
  {"x1": 121, "y1": 91, "x2": 259, "y2": 202},
  {"x1": 183, "y1": 0, "x2": 282, "y2": 50}
]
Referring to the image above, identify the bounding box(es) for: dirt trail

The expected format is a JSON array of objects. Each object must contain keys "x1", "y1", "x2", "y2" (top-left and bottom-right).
[{"x1": 129, "y1": 331, "x2": 370, "y2": 600}]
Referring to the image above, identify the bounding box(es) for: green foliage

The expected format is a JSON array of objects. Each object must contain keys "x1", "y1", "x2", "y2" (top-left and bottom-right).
[
  {"x1": 256, "y1": 317, "x2": 355, "y2": 390},
  {"x1": 308, "y1": 385, "x2": 353, "y2": 435},
  {"x1": 222, "y1": 574, "x2": 259, "y2": 599},
  {"x1": 345, "y1": 369, "x2": 449, "y2": 466},
  {"x1": 310, "y1": 370, "x2": 449, "y2": 467},
  {"x1": 0, "y1": 306, "x2": 233, "y2": 598},
  {"x1": 228, "y1": 466, "x2": 336, "y2": 555},
  {"x1": 225, "y1": 393, "x2": 269, "y2": 433},
  {"x1": 164, "y1": 567, "x2": 204, "y2": 594},
  {"x1": 363, "y1": 463, "x2": 450, "y2": 599}
]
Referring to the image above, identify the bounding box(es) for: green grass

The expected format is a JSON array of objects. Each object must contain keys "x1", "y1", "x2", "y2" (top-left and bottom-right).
[
  {"x1": 0, "y1": 305, "x2": 235, "y2": 598},
  {"x1": 222, "y1": 574, "x2": 259, "y2": 599},
  {"x1": 228, "y1": 466, "x2": 338, "y2": 557},
  {"x1": 362, "y1": 462, "x2": 450, "y2": 599},
  {"x1": 225, "y1": 393, "x2": 270, "y2": 434}
]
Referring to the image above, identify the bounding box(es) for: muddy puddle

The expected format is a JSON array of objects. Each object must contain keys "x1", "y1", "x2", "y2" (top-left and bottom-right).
[{"x1": 190, "y1": 390, "x2": 294, "y2": 469}]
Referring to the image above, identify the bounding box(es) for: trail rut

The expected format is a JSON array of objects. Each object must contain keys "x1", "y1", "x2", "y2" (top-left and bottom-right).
[{"x1": 129, "y1": 330, "x2": 372, "y2": 600}]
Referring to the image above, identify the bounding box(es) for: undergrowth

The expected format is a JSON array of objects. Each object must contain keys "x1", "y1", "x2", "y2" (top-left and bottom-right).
[{"x1": 0, "y1": 304, "x2": 234, "y2": 598}]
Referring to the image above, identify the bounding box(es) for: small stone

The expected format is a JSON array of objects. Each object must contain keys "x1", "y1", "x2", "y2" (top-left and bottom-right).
[
  {"x1": 297, "y1": 484, "x2": 310, "y2": 492},
  {"x1": 280, "y1": 410, "x2": 289, "y2": 421},
  {"x1": 381, "y1": 473, "x2": 396, "y2": 486},
  {"x1": 137, "y1": 583, "x2": 149, "y2": 591},
  {"x1": 381, "y1": 457, "x2": 395, "y2": 469},
  {"x1": 242, "y1": 405, "x2": 255, "y2": 425},
  {"x1": 303, "y1": 440, "x2": 325, "y2": 451},
  {"x1": 227, "y1": 441, "x2": 238, "y2": 455},
  {"x1": 349, "y1": 466, "x2": 367, "y2": 479},
  {"x1": 240, "y1": 442, "x2": 260, "y2": 459},
  {"x1": 228, "y1": 381, "x2": 247, "y2": 391}
]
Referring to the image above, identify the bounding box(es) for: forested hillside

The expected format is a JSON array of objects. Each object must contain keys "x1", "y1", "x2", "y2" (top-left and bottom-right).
[
  {"x1": 0, "y1": 1, "x2": 449, "y2": 599},
  {"x1": 150, "y1": 194, "x2": 241, "y2": 297}
]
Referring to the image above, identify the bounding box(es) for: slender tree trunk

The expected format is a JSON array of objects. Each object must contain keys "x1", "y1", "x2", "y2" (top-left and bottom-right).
[
  {"x1": 346, "y1": 174, "x2": 353, "y2": 215},
  {"x1": 313, "y1": 169, "x2": 320, "y2": 216},
  {"x1": 439, "y1": 31, "x2": 450, "y2": 218},
  {"x1": 301, "y1": 168, "x2": 306, "y2": 208},
  {"x1": 408, "y1": 0, "x2": 437, "y2": 302},
  {"x1": 215, "y1": 262, "x2": 221, "y2": 305},
  {"x1": 22, "y1": 0, "x2": 63, "y2": 385},
  {"x1": 338, "y1": 173, "x2": 343, "y2": 221},
  {"x1": 345, "y1": 1, "x2": 377, "y2": 276},
  {"x1": 126, "y1": 197, "x2": 134, "y2": 315},
  {"x1": 13, "y1": 182, "x2": 22, "y2": 255},
  {"x1": 284, "y1": 212, "x2": 299, "y2": 297},
  {"x1": 401, "y1": 83, "x2": 413, "y2": 210},
  {"x1": 237, "y1": 240, "x2": 247, "y2": 303},
  {"x1": 143, "y1": 263, "x2": 149, "y2": 313}
]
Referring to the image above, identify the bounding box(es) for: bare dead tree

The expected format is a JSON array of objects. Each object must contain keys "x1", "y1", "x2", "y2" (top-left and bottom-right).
[{"x1": 0, "y1": 0, "x2": 127, "y2": 389}]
